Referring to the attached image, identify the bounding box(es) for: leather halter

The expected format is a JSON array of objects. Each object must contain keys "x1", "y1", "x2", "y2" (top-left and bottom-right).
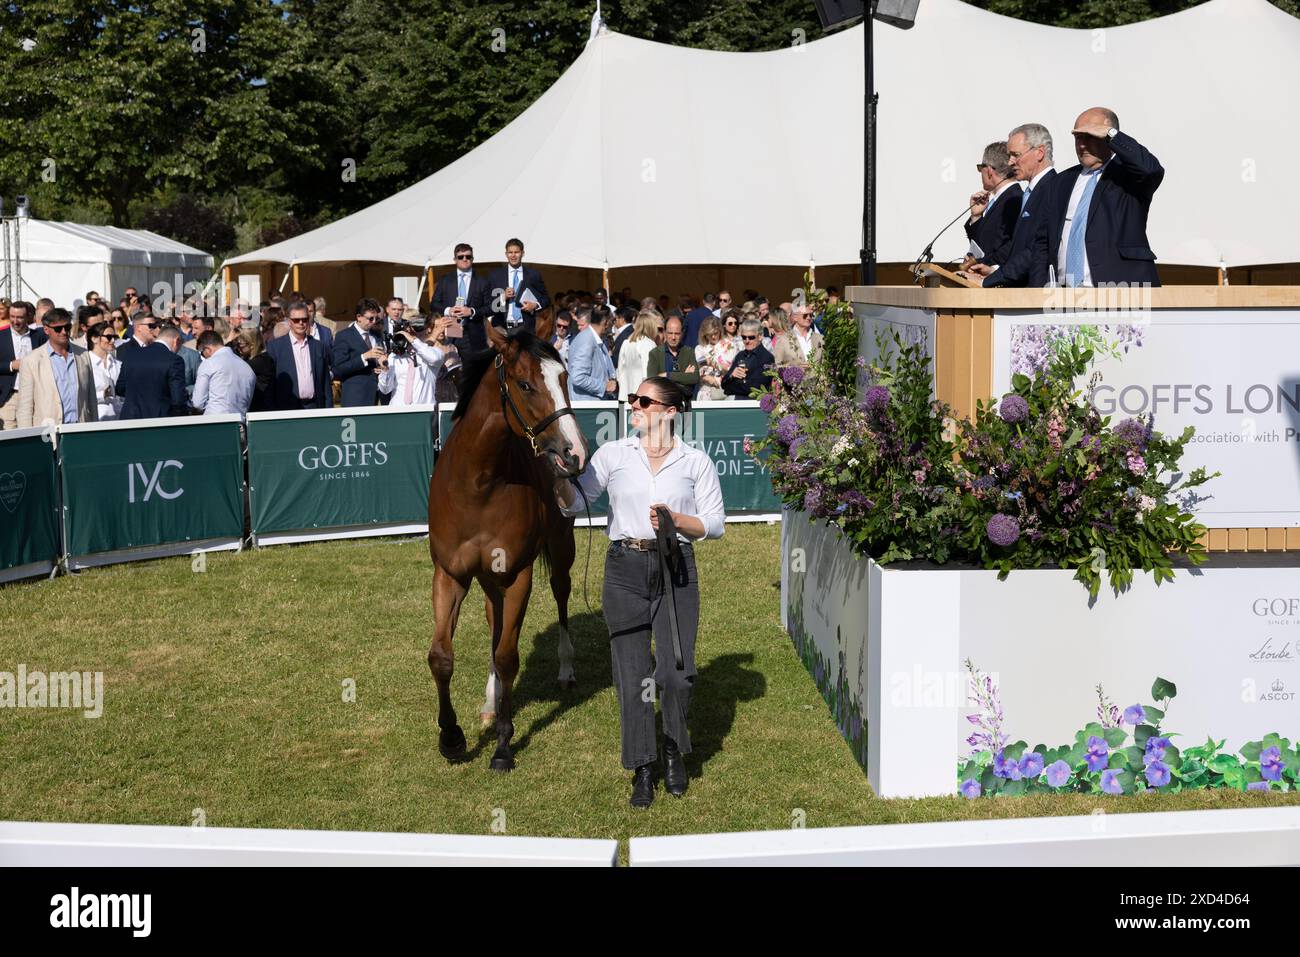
[{"x1": 495, "y1": 352, "x2": 576, "y2": 457}]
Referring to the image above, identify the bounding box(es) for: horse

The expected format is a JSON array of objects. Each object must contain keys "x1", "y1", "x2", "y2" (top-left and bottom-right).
[{"x1": 426, "y1": 315, "x2": 588, "y2": 771}]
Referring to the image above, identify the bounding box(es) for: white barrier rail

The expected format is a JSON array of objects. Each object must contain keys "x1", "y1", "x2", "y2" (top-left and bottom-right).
[
  {"x1": 0, "y1": 821, "x2": 618, "y2": 867},
  {"x1": 628, "y1": 807, "x2": 1300, "y2": 866}
]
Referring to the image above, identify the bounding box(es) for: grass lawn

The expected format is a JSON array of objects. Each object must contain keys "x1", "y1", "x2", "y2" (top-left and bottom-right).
[{"x1": 2, "y1": 523, "x2": 1294, "y2": 862}]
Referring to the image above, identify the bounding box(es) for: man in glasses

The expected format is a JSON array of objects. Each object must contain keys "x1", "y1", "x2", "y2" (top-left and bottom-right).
[
  {"x1": 550, "y1": 309, "x2": 574, "y2": 362},
  {"x1": 431, "y1": 242, "x2": 493, "y2": 357},
  {"x1": 711, "y1": 290, "x2": 732, "y2": 318},
  {"x1": 721, "y1": 318, "x2": 775, "y2": 399},
  {"x1": 17, "y1": 308, "x2": 97, "y2": 427},
  {"x1": 269, "y1": 301, "x2": 335, "y2": 410},
  {"x1": 329, "y1": 298, "x2": 385, "y2": 407},
  {"x1": 963, "y1": 123, "x2": 1058, "y2": 288},
  {"x1": 961, "y1": 141, "x2": 1021, "y2": 270},
  {"x1": 116, "y1": 314, "x2": 187, "y2": 420}
]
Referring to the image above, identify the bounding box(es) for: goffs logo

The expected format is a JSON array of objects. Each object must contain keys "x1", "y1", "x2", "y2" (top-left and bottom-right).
[{"x1": 128, "y1": 460, "x2": 184, "y2": 503}]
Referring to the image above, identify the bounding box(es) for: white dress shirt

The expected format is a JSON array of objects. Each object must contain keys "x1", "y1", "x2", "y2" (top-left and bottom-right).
[
  {"x1": 90, "y1": 351, "x2": 122, "y2": 420},
  {"x1": 445, "y1": 269, "x2": 477, "y2": 317},
  {"x1": 561, "y1": 435, "x2": 726, "y2": 544},
  {"x1": 9, "y1": 327, "x2": 34, "y2": 391},
  {"x1": 377, "y1": 338, "x2": 446, "y2": 406},
  {"x1": 193, "y1": 344, "x2": 256, "y2": 414},
  {"x1": 1056, "y1": 157, "x2": 1113, "y2": 288}
]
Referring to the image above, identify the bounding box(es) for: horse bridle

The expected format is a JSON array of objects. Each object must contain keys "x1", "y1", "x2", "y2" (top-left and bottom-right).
[{"x1": 495, "y1": 352, "x2": 576, "y2": 457}]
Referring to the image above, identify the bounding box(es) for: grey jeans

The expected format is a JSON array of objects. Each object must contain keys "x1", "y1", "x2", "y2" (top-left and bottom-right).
[{"x1": 601, "y1": 539, "x2": 699, "y2": 770}]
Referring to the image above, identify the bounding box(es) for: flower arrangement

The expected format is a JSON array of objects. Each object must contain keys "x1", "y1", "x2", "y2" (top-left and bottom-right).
[
  {"x1": 750, "y1": 315, "x2": 1217, "y2": 596},
  {"x1": 960, "y1": 669, "x2": 1298, "y2": 797}
]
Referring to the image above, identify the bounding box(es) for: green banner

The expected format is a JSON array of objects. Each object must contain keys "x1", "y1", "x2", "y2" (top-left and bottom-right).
[
  {"x1": 0, "y1": 429, "x2": 60, "y2": 576},
  {"x1": 248, "y1": 409, "x2": 435, "y2": 535},
  {"x1": 437, "y1": 402, "x2": 615, "y2": 518},
  {"x1": 59, "y1": 419, "x2": 245, "y2": 558}
]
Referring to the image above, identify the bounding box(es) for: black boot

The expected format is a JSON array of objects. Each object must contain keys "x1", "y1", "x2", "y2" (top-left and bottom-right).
[
  {"x1": 629, "y1": 763, "x2": 656, "y2": 809},
  {"x1": 663, "y1": 736, "x2": 688, "y2": 797}
]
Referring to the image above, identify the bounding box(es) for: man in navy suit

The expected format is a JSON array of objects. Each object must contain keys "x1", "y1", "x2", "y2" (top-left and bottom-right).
[
  {"x1": 330, "y1": 298, "x2": 387, "y2": 407},
  {"x1": 431, "y1": 242, "x2": 494, "y2": 357},
  {"x1": 116, "y1": 320, "x2": 187, "y2": 420},
  {"x1": 1043, "y1": 108, "x2": 1165, "y2": 288},
  {"x1": 268, "y1": 303, "x2": 334, "y2": 410},
  {"x1": 965, "y1": 123, "x2": 1059, "y2": 288},
  {"x1": 1, "y1": 301, "x2": 47, "y2": 430},
  {"x1": 488, "y1": 238, "x2": 550, "y2": 336},
  {"x1": 962, "y1": 142, "x2": 1022, "y2": 268}
]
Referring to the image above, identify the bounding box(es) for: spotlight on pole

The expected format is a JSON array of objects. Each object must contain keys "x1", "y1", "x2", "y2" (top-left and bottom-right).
[
  {"x1": 813, "y1": 1, "x2": 920, "y2": 286},
  {"x1": 15, "y1": 195, "x2": 30, "y2": 220}
]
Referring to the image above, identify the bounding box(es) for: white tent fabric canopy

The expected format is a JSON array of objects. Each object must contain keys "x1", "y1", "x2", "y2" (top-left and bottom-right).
[
  {"x1": 227, "y1": 0, "x2": 1300, "y2": 272},
  {"x1": 15, "y1": 219, "x2": 214, "y2": 308}
]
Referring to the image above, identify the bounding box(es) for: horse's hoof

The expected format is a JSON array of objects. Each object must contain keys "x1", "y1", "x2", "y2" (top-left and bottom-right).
[
  {"x1": 557, "y1": 677, "x2": 577, "y2": 690},
  {"x1": 438, "y1": 725, "x2": 467, "y2": 761},
  {"x1": 479, "y1": 711, "x2": 496, "y2": 730},
  {"x1": 489, "y1": 750, "x2": 515, "y2": 772}
]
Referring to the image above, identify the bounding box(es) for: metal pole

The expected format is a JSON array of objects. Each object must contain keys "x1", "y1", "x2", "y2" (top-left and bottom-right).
[{"x1": 860, "y1": 4, "x2": 878, "y2": 286}]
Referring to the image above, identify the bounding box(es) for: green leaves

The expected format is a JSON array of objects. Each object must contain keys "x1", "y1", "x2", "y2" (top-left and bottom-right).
[{"x1": 1151, "y1": 677, "x2": 1178, "y2": 701}]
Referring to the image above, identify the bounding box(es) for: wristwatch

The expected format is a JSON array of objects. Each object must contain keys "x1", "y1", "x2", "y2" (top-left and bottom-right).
[{"x1": 1106, "y1": 127, "x2": 1118, "y2": 140}]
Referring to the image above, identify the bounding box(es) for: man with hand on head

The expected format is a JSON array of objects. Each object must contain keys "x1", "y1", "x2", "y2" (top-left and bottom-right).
[{"x1": 1044, "y1": 107, "x2": 1165, "y2": 288}]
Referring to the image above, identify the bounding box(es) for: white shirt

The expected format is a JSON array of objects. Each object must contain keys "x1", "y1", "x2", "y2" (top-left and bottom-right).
[
  {"x1": 9, "y1": 327, "x2": 34, "y2": 391},
  {"x1": 1056, "y1": 158, "x2": 1112, "y2": 288},
  {"x1": 89, "y1": 351, "x2": 122, "y2": 420},
  {"x1": 193, "y1": 345, "x2": 256, "y2": 414},
  {"x1": 561, "y1": 435, "x2": 726, "y2": 544},
  {"x1": 377, "y1": 338, "x2": 446, "y2": 406},
  {"x1": 445, "y1": 270, "x2": 477, "y2": 316},
  {"x1": 984, "y1": 177, "x2": 1021, "y2": 214},
  {"x1": 616, "y1": 336, "x2": 657, "y2": 402}
]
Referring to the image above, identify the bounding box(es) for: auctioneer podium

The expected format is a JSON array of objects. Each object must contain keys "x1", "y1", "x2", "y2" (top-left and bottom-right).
[{"x1": 849, "y1": 284, "x2": 1300, "y2": 549}]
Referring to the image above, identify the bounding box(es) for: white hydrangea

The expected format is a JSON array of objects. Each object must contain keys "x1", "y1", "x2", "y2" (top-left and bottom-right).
[{"x1": 831, "y1": 436, "x2": 850, "y2": 458}]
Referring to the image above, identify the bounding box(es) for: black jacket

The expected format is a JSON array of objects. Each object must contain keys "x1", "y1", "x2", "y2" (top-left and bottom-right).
[
  {"x1": 0, "y1": 325, "x2": 47, "y2": 406},
  {"x1": 983, "y1": 168, "x2": 1059, "y2": 288},
  {"x1": 722, "y1": 344, "x2": 775, "y2": 399},
  {"x1": 966, "y1": 181, "x2": 1023, "y2": 266}
]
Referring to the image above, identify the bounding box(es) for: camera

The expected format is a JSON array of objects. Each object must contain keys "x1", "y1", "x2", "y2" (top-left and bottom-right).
[{"x1": 388, "y1": 319, "x2": 411, "y2": 356}]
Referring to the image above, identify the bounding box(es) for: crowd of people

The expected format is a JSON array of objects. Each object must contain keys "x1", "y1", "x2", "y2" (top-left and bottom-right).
[{"x1": 0, "y1": 238, "x2": 832, "y2": 430}]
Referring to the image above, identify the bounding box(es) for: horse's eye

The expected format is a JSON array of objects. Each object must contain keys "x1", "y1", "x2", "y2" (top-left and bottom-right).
[{"x1": 520, "y1": 381, "x2": 532, "y2": 392}]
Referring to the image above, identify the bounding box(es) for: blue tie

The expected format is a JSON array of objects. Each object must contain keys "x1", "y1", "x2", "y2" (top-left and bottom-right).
[
  {"x1": 511, "y1": 269, "x2": 522, "y2": 323},
  {"x1": 458, "y1": 272, "x2": 467, "y2": 301},
  {"x1": 1065, "y1": 170, "x2": 1101, "y2": 287},
  {"x1": 1020, "y1": 187, "x2": 1032, "y2": 213}
]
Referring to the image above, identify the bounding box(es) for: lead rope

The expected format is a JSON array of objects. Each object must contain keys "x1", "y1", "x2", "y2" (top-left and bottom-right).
[{"x1": 568, "y1": 476, "x2": 599, "y2": 617}]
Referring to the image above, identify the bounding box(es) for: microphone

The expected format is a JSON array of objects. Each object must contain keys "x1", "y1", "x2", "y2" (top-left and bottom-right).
[{"x1": 912, "y1": 199, "x2": 979, "y2": 281}]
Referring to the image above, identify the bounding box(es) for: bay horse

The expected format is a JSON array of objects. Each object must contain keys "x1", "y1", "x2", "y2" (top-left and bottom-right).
[{"x1": 427, "y1": 315, "x2": 588, "y2": 771}]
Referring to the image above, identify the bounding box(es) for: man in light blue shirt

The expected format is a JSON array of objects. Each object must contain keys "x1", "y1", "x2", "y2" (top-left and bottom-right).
[
  {"x1": 191, "y1": 331, "x2": 255, "y2": 414},
  {"x1": 566, "y1": 306, "x2": 616, "y2": 401}
]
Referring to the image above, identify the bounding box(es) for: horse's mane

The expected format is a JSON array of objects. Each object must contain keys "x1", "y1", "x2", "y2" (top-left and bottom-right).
[{"x1": 450, "y1": 328, "x2": 564, "y2": 422}]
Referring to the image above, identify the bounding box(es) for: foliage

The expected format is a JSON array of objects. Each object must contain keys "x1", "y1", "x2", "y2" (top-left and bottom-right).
[
  {"x1": 751, "y1": 326, "x2": 1217, "y2": 596},
  {"x1": 960, "y1": 672, "x2": 1300, "y2": 798},
  {"x1": 805, "y1": 278, "x2": 858, "y2": 397}
]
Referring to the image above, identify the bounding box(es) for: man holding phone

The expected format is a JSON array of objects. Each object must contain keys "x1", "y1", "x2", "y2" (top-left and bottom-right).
[{"x1": 431, "y1": 242, "x2": 493, "y2": 358}]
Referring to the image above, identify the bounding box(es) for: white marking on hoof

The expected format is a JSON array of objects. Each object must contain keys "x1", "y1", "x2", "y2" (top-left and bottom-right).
[
  {"x1": 479, "y1": 668, "x2": 500, "y2": 727},
  {"x1": 556, "y1": 623, "x2": 576, "y2": 686}
]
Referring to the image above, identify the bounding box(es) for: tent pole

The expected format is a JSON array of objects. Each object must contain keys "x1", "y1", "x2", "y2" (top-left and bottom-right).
[
  {"x1": 223, "y1": 265, "x2": 233, "y2": 309},
  {"x1": 602, "y1": 262, "x2": 610, "y2": 301},
  {"x1": 292, "y1": 263, "x2": 300, "y2": 293},
  {"x1": 860, "y1": 4, "x2": 878, "y2": 286},
  {"x1": 426, "y1": 263, "x2": 435, "y2": 308}
]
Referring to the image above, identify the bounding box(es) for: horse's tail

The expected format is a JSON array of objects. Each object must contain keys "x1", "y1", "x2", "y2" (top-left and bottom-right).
[{"x1": 538, "y1": 534, "x2": 553, "y2": 580}]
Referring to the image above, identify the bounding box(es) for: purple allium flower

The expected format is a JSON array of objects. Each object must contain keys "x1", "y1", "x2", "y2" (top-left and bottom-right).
[
  {"x1": 1018, "y1": 752, "x2": 1045, "y2": 779},
  {"x1": 960, "y1": 779, "x2": 982, "y2": 800},
  {"x1": 863, "y1": 385, "x2": 890, "y2": 410},
  {"x1": 1125, "y1": 450, "x2": 1147, "y2": 476},
  {"x1": 1260, "y1": 746, "x2": 1285, "y2": 782},
  {"x1": 1100, "y1": 769, "x2": 1124, "y2": 795},
  {"x1": 1144, "y1": 760, "x2": 1171, "y2": 788},
  {"x1": 999, "y1": 394, "x2": 1029, "y2": 424},
  {"x1": 1045, "y1": 760, "x2": 1072, "y2": 788},
  {"x1": 1247, "y1": 781, "x2": 1271, "y2": 792},
  {"x1": 1114, "y1": 417, "x2": 1147, "y2": 447},
  {"x1": 759, "y1": 392, "x2": 777, "y2": 413},
  {"x1": 986, "y1": 514, "x2": 1020, "y2": 547},
  {"x1": 780, "y1": 365, "x2": 805, "y2": 388},
  {"x1": 1123, "y1": 704, "x2": 1147, "y2": 726},
  {"x1": 774, "y1": 414, "x2": 799, "y2": 445},
  {"x1": 993, "y1": 750, "x2": 1022, "y2": 781},
  {"x1": 1085, "y1": 735, "x2": 1109, "y2": 773}
]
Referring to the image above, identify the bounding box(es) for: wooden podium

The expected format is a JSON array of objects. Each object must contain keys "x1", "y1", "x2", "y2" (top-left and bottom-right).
[
  {"x1": 910, "y1": 261, "x2": 980, "y2": 289},
  {"x1": 847, "y1": 284, "x2": 1300, "y2": 552}
]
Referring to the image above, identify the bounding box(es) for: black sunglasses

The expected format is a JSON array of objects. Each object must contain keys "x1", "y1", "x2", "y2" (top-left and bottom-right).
[
  {"x1": 141, "y1": 321, "x2": 159, "y2": 329},
  {"x1": 626, "y1": 393, "x2": 671, "y2": 409},
  {"x1": 46, "y1": 323, "x2": 71, "y2": 333},
  {"x1": 741, "y1": 334, "x2": 758, "y2": 341},
  {"x1": 456, "y1": 254, "x2": 473, "y2": 261}
]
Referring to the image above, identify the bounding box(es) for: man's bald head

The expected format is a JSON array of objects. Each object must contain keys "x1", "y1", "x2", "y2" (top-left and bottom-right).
[{"x1": 1073, "y1": 107, "x2": 1120, "y2": 170}]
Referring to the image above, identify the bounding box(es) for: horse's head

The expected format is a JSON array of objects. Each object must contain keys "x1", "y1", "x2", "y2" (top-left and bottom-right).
[{"x1": 487, "y1": 319, "x2": 588, "y2": 477}]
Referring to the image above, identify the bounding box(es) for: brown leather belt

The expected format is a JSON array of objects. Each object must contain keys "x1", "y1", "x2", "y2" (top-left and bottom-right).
[{"x1": 614, "y1": 538, "x2": 658, "y2": 551}]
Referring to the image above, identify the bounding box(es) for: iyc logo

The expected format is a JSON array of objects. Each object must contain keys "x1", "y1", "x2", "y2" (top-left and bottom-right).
[{"x1": 128, "y1": 460, "x2": 184, "y2": 503}]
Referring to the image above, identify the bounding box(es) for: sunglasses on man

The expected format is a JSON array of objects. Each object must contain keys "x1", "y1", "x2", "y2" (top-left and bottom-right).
[
  {"x1": 456, "y1": 253, "x2": 474, "y2": 261},
  {"x1": 46, "y1": 323, "x2": 71, "y2": 333}
]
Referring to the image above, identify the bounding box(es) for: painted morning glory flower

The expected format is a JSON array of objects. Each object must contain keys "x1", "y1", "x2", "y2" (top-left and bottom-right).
[
  {"x1": 960, "y1": 779, "x2": 982, "y2": 799},
  {"x1": 1045, "y1": 760, "x2": 1072, "y2": 788},
  {"x1": 1260, "y1": 746, "x2": 1285, "y2": 782},
  {"x1": 1144, "y1": 760, "x2": 1171, "y2": 788},
  {"x1": 1143, "y1": 736, "x2": 1170, "y2": 764},
  {"x1": 1085, "y1": 735, "x2": 1109, "y2": 773},
  {"x1": 1247, "y1": 781, "x2": 1271, "y2": 792},
  {"x1": 1018, "y1": 752, "x2": 1045, "y2": 779},
  {"x1": 993, "y1": 750, "x2": 1022, "y2": 781},
  {"x1": 1122, "y1": 704, "x2": 1146, "y2": 726},
  {"x1": 1100, "y1": 769, "x2": 1124, "y2": 795}
]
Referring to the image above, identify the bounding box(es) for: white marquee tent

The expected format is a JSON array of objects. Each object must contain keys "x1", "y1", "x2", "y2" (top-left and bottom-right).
[
  {"x1": 12, "y1": 219, "x2": 214, "y2": 308},
  {"x1": 227, "y1": 0, "x2": 1300, "y2": 276}
]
